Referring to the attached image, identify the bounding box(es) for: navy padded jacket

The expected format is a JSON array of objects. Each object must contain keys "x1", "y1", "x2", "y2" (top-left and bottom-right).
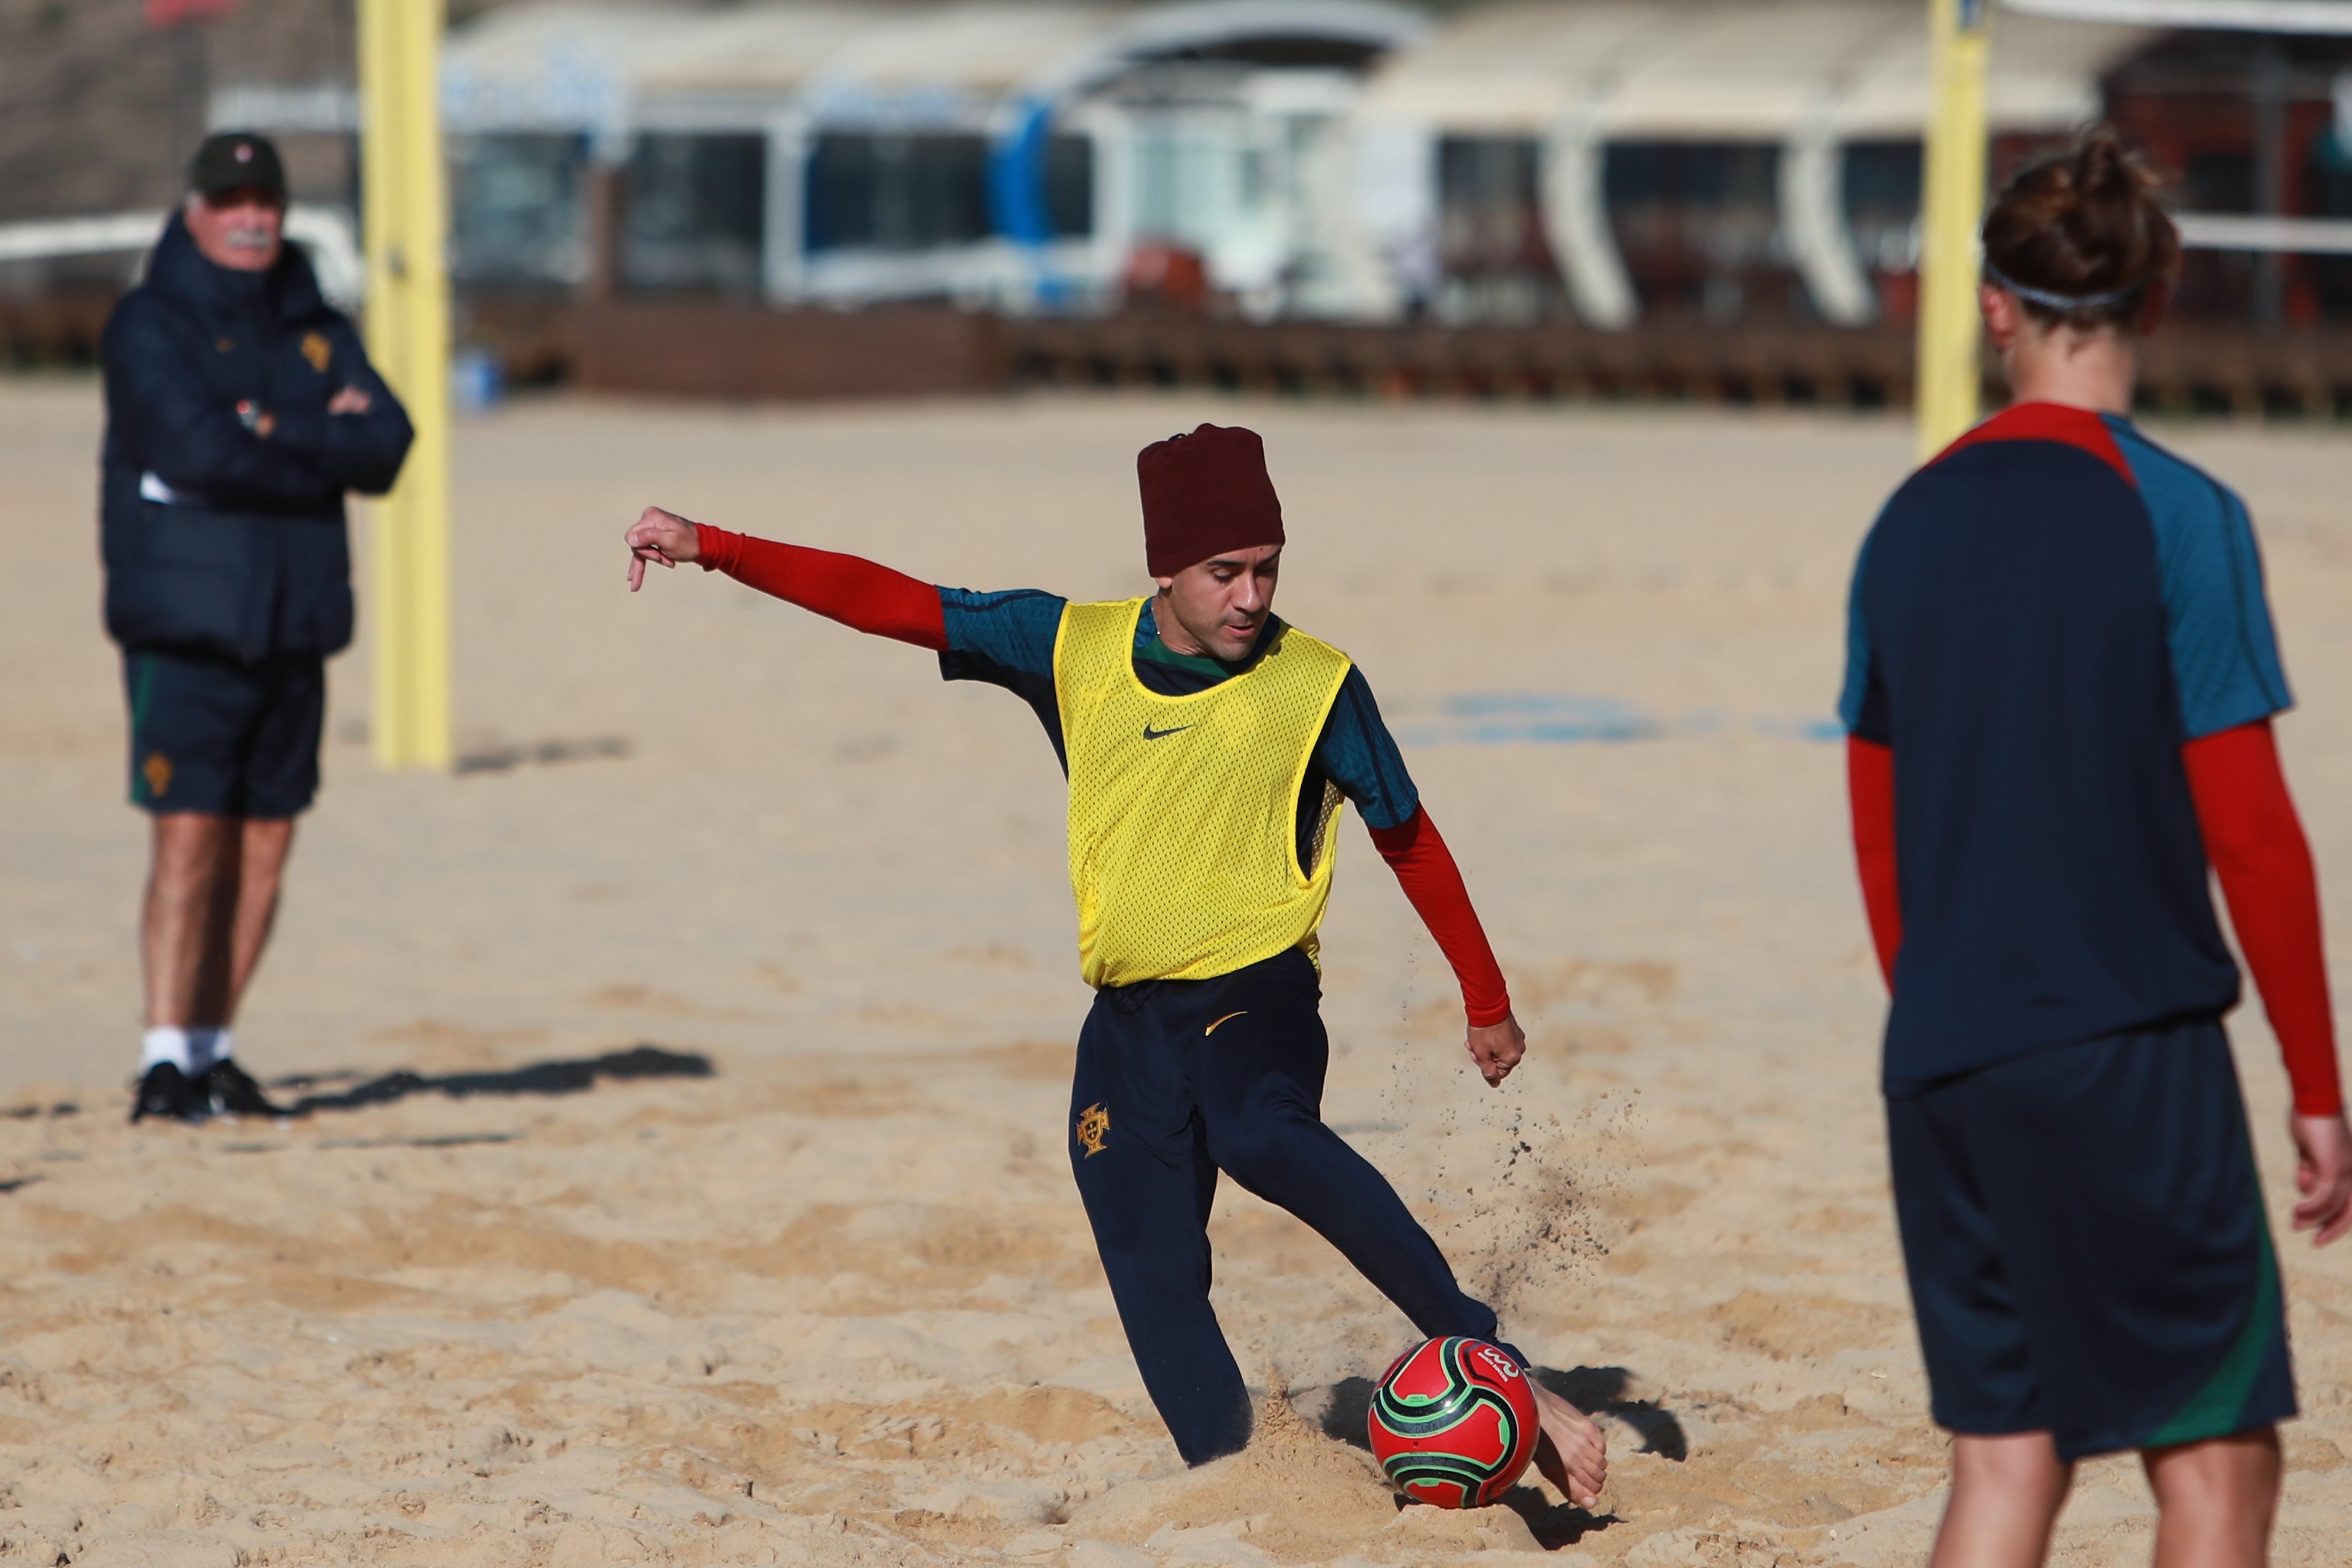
[{"x1": 100, "y1": 213, "x2": 411, "y2": 660}]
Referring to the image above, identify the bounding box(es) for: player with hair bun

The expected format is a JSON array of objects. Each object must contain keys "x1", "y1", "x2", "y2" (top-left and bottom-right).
[{"x1": 1842, "y1": 124, "x2": 2351, "y2": 1568}]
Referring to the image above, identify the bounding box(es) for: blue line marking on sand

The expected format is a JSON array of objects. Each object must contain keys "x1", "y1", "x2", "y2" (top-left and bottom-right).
[
  {"x1": 1749, "y1": 716, "x2": 1848, "y2": 743},
  {"x1": 1402, "y1": 693, "x2": 1841, "y2": 747}
]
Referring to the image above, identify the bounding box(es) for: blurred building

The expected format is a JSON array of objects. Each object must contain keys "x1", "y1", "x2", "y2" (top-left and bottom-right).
[
  {"x1": 2103, "y1": 25, "x2": 2352, "y2": 333},
  {"x1": 439, "y1": 1, "x2": 1428, "y2": 315},
  {"x1": 6, "y1": 0, "x2": 2352, "y2": 404},
  {"x1": 1354, "y1": 1, "x2": 2151, "y2": 329},
  {"x1": 422, "y1": 0, "x2": 2352, "y2": 332}
]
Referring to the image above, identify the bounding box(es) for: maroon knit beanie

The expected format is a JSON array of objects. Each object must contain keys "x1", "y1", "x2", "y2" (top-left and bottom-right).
[{"x1": 1136, "y1": 423, "x2": 1285, "y2": 578}]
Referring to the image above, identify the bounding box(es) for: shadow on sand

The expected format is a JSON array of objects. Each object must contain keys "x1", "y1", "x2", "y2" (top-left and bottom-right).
[
  {"x1": 268, "y1": 1043, "x2": 712, "y2": 1115},
  {"x1": 1308, "y1": 1362, "x2": 1686, "y2": 1551},
  {"x1": 1532, "y1": 1365, "x2": 1689, "y2": 1462},
  {"x1": 454, "y1": 735, "x2": 633, "y2": 775}
]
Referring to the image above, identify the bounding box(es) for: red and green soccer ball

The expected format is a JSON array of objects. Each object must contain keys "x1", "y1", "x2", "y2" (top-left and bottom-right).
[{"x1": 1366, "y1": 1335, "x2": 1541, "y2": 1508}]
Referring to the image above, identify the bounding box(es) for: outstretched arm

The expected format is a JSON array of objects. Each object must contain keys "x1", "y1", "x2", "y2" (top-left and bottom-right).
[
  {"x1": 1369, "y1": 806, "x2": 1522, "y2": 1087},
  {"x1": 624, "y1": 507, "x2": 947, "y2": 651},
  {"x1": 2182, "y1": 719, "x2": 2351, "y2": 1245}
]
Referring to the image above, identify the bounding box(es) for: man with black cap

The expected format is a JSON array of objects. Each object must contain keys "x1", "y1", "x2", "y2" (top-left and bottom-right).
[
  {"x1": 617, "y1": 425, "x2": 1609, "y2": 1505},
  {"x1": 101, "y1": 132, "x2": 413, "y2": 1122}
]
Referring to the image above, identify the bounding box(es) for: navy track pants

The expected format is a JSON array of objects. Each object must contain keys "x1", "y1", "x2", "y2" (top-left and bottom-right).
[{"x1": 1067, "y1": 946, "x2": 1500, "y2": 1465}]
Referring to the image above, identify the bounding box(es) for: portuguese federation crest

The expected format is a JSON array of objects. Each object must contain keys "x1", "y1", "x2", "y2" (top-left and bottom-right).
[{"x1": 1075, "y1": 1102, "x2": 1110, "y2": 1158}]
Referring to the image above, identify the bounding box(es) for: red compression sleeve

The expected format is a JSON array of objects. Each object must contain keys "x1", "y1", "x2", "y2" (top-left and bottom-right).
[
  {"x1": 2184, "y1": 720, "x2": 2343, "y2": 1117},
  {"x1": 696, "y1": 524, "x2": 947, "y2": 651},
  {"x1": 1847, "y1": 737, "x2": 1902, "y2": 990},
  {"x1": 1369, "y1": 806, "x2": 1512, "y2": 1028}
]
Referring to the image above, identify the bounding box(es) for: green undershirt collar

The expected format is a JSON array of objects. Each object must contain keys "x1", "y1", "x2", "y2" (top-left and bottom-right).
[
  {"x1": 1133, "y1": 601, "x2": 1264, "y2": 681},
  {"x1": 1135, "y1": 635, "x2": 1246, "y2": 680}
]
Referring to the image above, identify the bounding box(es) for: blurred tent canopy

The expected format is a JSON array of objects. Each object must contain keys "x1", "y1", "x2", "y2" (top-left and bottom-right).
[
  {"x1": 1353, "y1": 1, "x2": 2141, "y2": 137},
  {"x1": 2005, "y1": 0, "x2": 2352, "y2": 30},
  {"x1": 436, "y1": 1, "x2": 1430, "y2": 313},
  {"x1": 427, "y1": 0, "x2": 2151, "y2": 326},
  {"x1": 1351, "y1": 1, "x2": 2148, "y2": 326}
]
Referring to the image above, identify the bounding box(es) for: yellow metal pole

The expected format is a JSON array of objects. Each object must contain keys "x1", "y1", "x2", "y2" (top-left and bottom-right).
[
  {"x1": 358, "y1": 0, "x2": 453, "y2": 770},
  {"x1": 395, "y1": 0, "x2": 453, "y2": 771},
  {"x1": 358, "y1": 0, "x2": 407, "y2": 767},
  {"x1": 1916, "y1": 0, "x2": 1990, "y2": 458}
]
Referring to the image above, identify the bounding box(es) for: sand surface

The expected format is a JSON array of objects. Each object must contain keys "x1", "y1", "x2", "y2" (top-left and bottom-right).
[{"x1": 3, "y1": 379, "x2": 2350, "y2": 1565}]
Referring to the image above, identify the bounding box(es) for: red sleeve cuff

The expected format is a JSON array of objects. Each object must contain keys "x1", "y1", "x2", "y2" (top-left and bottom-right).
[{"x1": 694, "y1": 522, "x2": 742, "y2": 574}]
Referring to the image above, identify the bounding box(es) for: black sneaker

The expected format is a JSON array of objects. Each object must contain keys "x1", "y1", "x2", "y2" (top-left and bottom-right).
[
  {"x1": 131, "y1": 1061, "x2": 206, "y2": 1124},
  {"x1": 196, "y1": 1059, "x2": 290, "y2": 1120}
]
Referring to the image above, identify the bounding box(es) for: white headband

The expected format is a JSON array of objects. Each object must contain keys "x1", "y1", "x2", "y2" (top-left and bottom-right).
[{"x1": 1984, "y1": 260, "x2": 2148, "y2": 313}]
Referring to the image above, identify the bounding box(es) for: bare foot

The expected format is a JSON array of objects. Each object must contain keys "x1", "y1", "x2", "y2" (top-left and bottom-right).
[{"x1": 1530, "y1": 1381, "x2": 1607, "y2": 1510}]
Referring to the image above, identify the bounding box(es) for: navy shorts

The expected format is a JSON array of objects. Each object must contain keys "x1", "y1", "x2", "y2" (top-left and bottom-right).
[
  {"x1": 123, "y1": 648, "x2": 326, "y2": 818},
  {"x1": 1888, "y1": 1017, "x2": 2294, "y2": 1461}
]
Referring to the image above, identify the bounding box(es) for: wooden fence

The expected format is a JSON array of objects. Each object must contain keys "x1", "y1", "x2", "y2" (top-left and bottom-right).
[{"x1": 12, "y1": 291, "x2": 2351, "y2": 418}]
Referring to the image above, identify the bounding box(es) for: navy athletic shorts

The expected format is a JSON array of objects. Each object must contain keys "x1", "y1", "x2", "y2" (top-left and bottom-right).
[
  {"x1": 122, "y1": 648, "x2": 326, "y2": 818},
  {"x1": 1888, "y1": 1016, "x2": 2295, "y2": 1461}
]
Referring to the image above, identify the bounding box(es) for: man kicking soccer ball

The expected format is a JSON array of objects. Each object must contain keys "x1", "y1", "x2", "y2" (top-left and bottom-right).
[{"x1": 623, "y1": 423, "x2": 1606, "y2": 1505}]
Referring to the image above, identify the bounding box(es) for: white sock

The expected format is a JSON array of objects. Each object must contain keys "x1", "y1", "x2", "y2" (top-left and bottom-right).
[
  {"x1": 187, "y1": 1028, "x2": 232, "y2": 1074},
  {"x1": 142, "y1": 1026, "x2": 190, "y2": 1072}
]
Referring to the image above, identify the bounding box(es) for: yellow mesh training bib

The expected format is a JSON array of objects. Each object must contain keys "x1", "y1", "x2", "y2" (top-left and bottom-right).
[{"x1": 1055, "y1": 598, "x2": 1354, "y2": 988}]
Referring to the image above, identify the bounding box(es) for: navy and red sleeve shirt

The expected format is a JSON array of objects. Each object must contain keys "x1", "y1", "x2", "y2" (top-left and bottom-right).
[
  {"x1": 1840, "y1": 402, "x2": 2338, "y2": 1112},
  {"x1": 693, "y1": 530, "x2": 1510, "y2": 1025}
]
